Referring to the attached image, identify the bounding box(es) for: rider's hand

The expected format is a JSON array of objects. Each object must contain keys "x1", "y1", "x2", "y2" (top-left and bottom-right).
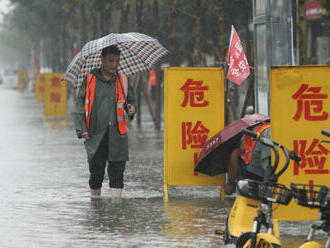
[{"x1": 82, "y1": 132, "x2": 89, "y2": 140}]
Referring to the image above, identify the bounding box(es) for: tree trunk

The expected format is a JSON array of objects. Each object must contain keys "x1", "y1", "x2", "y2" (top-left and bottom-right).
[
  {"x1": 92, "y1": 8, "x2": 98, "y2": 39},
  {"x1": 100, "y1": 8, "x2": 105, "y2": 36},
  {"x1": 45, "y1": 40, "x2": 52, "y2": 72},
  {"x1": 298, "y1": 0, "x2": 307, "y2": 65},
  {"x1": 193, "y1": 0, "x2": 202, "y2": 66},
  {"x1": 56, "y1": 9, "x2": 68, "y2": 72},
  {"x1": 61, "y1": 14, "x2": 68, "y2": 72},
  {"x1": 217, "y1": 0, "x2": 226, "y2": 66},
  {"x1": 136, "y1": 0, "x2": 143, "y2": 32},
  {"x1": 59, "y1": 19, "x2": 64, "y2": 71},
  {"x1": 80, "y1": 1, "x2": 88, "y2": 48},
  {"x1": 50, "y1": 33, "x2": 59, "y2": 72},
  {"x1": 119, "y1": 0, "x2": 129, "y2": 33},
  {"x1": 169, "y1": 0, "x2": 179, "y2": 66},
  {"x1": 240, "y1": 70, "x2": 255, "y2": 118},
  {"x1": 217, "y1": 0, "x2": 231, "y2": 124},
  {"x1": 33, "y1": 40, "x2": 41, "y2": 74},
  {"x1": 103, "y1": 1, "x2": 112, "y2": 34}
]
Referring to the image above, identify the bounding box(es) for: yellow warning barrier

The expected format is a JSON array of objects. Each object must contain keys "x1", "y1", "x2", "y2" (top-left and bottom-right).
[
  {"x1": 271, "y1": 66, "x2": 330, "y2": 221},
  {"x1": 164, "y1": 67, "x2": 225, "y2": 200},
  {"x1": 17, "y1": 69, "x2": 28, "y2": 92},
  {"x1": 35, "y1": 73, "x2": 47, "y2": 101},
  {"x1": 43, "y1": 73, "x2": 66, "y2": 119}
]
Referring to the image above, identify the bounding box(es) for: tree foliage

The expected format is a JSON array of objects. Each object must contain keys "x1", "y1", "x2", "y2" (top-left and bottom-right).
[{"x1": 0, "y1": 0, "x2": 252, "y2": 71}]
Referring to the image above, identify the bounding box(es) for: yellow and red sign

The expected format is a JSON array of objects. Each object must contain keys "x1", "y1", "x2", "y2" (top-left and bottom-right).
[
  {"x1": 271, "y1": 66, "x2": 330, "y2": 221},
  {"x1": 17, "y1": 69, "x2": 28, "y2": 92},
  {"x1": 164, "y1": 67, "x2": 225, "y2": 199},
  {"x1": 44, "y1": 73, "x2": 67, "y2": 119},
  {"x1": 35, "y1": 73, "x2": 47, "y2": 101}
]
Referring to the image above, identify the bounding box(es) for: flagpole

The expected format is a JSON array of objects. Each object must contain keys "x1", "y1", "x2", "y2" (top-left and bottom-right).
[
  {"x1": 224, "y1": 26, "x2": 233, "y2": 125},
  {"x1": 240, "y1": 67, "x2": 254, "y2": 118},
  {"x1": 224, "y1": 43, "x2": 231, "y2": 125}
]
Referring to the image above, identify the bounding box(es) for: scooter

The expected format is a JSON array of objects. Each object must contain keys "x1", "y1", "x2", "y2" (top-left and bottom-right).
[
  {"x1": 217, "y1": 128, "x2": 300, "y2": 247},
  {"x1": 291, "y1": 182, "x2": 329, "y2": 248},
  {"x1": 291, "y1": 129, "x2": 330, "y2": 248}
]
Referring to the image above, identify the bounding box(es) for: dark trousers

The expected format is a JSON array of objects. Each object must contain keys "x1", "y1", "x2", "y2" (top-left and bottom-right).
[{"x1": 89, "y1": 131, "x2": 126, "y2": 189}]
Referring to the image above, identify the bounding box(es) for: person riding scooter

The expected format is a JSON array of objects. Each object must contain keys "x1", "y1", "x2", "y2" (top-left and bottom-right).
[{"x1": 224, "y1": 121, "x2": 271, "y2": 195}]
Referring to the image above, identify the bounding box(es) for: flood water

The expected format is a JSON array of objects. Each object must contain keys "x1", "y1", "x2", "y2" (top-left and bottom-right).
[{"x1": 0, "y1": 84, "x2": 327, "y2": 248}]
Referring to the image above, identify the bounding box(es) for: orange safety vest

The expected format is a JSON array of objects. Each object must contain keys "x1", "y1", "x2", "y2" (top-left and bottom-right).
[
  {"x1": 239, "y1": 123, "x2": 271, "y2": 165},
  {"x1": 84, "y1": 72, "x2": 129, "y2": 134},
  {"x1": 149, "y1": 70, "x2": 156, "y2": 86}
]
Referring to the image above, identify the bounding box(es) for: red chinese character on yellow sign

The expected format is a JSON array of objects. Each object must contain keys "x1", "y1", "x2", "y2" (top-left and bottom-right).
[
  {"x1": 50, "y1": 92, "x2": 61, "y2": 113},
  {"x1": 292, "y1": 84, "x2": 328, "y2": 121},
  {"x1": 51, "y1": 77, "x2": 61, "y2": 88},
  {"x1": 181, "y1": 121, "x2": 210, "y2": 149},
  {"x1": 40, "y1": 76, "x2": 46, "y2": 82},
  {"x1": 293, "y1": 139, "x2": 329, "y2": 175},
  {"x1": 51, "y1": 92, "x2": 61, "y2": 103},
  {"x1": 193, "y1": 152, "x2": 200, "y2": 176},
  {"x1": 180, "y1": 79, "x2": 209, "y2": 107}
]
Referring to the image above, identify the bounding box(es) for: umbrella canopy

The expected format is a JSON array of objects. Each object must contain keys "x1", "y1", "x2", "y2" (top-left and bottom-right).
[
  {"x1": 194, "y1": 113, "x2": 270, "y2": 176},
  {"x1": 63, "y1": 32, "x2": 168, "y2": 87}
]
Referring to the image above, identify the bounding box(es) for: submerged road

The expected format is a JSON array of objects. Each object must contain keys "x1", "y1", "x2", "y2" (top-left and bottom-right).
[{"x1": 0, "y1": 84, "x2": 325, "y2": 247}]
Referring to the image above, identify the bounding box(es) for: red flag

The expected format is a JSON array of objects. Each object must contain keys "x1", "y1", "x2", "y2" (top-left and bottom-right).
[
  {"x1": 226, "y1": 25, "x2": 250, "y2": 86},
  {"x1": 306, "y1": 0, "x2": 322, "y2": 20}
]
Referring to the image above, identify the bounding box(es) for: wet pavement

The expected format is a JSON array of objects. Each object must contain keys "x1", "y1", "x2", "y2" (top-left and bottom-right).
[{"x1": 0, "y1": 84, "x2": 326, "y2": 247}]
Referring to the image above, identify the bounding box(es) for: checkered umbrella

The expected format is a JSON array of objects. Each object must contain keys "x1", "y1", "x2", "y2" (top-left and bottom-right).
[{"x1": 63, "y1": 32, "x2": 168, "y2": 87}]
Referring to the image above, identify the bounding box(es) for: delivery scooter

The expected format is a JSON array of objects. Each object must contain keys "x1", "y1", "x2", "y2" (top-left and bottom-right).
[{"x1": 217, "y1": 128, "x2": 300, "y2": 247}]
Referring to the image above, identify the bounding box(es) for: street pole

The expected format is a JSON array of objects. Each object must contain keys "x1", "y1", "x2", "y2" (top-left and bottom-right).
[{"x1": 298, "y1": 0, "x2": 307, "y2": 64}]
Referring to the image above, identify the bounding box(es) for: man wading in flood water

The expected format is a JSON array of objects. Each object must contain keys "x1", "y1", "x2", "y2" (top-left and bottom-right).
[{"x1": 74, "y1": 45, "x2": 137, "y2": 200}]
